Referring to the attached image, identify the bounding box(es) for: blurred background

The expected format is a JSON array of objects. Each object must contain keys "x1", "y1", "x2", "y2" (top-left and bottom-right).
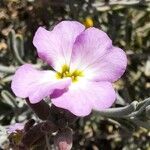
[{"x1": 0, "y1": 0, "x2": 150, "y2": 149}]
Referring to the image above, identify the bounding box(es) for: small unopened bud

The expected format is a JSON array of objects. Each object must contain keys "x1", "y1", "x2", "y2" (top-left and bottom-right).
[
  {"x1": 21, "y1": 123, "x2": 45, "y2": 147},
  {"x1": 24, "y1": 119, "x2": 35, "y2": 132},
  {"x1": 41, "y1": 120, "x2": 58, "y2": 133},
  {"x1": 54, "y1": 128, "x2": 73, "y2": 150},
  {"x1": 26, "y1": 99, "x2": 51, "y2": 120}
]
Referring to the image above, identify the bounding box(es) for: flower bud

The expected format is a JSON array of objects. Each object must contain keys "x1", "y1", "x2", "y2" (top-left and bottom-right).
[{"x1": 54, "y1": 128, "x2": 73, "y2": 150}]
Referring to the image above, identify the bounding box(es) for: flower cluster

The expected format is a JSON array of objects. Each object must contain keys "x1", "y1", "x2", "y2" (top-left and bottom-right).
[{"x1": 11, "y1": 21, "x2": 127, "y2": 116}]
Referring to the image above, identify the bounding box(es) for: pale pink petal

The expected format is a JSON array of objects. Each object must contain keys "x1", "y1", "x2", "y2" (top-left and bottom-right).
[
  {"x1": 51, "y1": 80, "x2": 116, "y2": 116},
  {"x1": 7, "y1": 123, "x2": 24, "y2": 134},
  {"x1": 33, "y1": 21, "x2": 85, "y2": 71},
  {"x1": 84, "y1": 47, "x2": 127, "y2": 82},
  {"x1": 11, "y1": 64, "x2": 71, "y2": 103},
  {"x1": 70, "y1": 27, "x2": 112, "y2": 71}
]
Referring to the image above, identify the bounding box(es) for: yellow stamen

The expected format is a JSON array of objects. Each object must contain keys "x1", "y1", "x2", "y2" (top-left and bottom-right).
[
  {"x1": 84, "y1": 17, "x2": 94, "y2": 28},
  {"x1": 56, "y1": 65, "x2": 84, "y2": 82}
]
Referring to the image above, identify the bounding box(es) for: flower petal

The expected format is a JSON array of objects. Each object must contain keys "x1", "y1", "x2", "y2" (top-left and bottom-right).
[
  {"x1": 7, "y1": 123, "x2": 24, "y2": 134},
  {"x1": 84, "y1": 47, "x2": 127, "y2": 82},
  {"x1": 11, "y1": 64, "x2": 71, "y2": 103},
  {"x1": 70, "y1": 27, "x2": 112, "y2": 71},
  {"x1": 33, "y1": 21, "x2": 85, "y2": 71},
  {"x1": 51, "y1": 80, "x2": 116, "y2": 116}
]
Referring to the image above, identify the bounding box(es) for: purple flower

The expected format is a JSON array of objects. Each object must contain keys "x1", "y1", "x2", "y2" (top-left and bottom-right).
[
  {"x1": 11, "y1": 21, "x2": 127, "y2": 116},
  {"x1": 7, "y1": 123, "x2": 24, "y2": 134}
]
